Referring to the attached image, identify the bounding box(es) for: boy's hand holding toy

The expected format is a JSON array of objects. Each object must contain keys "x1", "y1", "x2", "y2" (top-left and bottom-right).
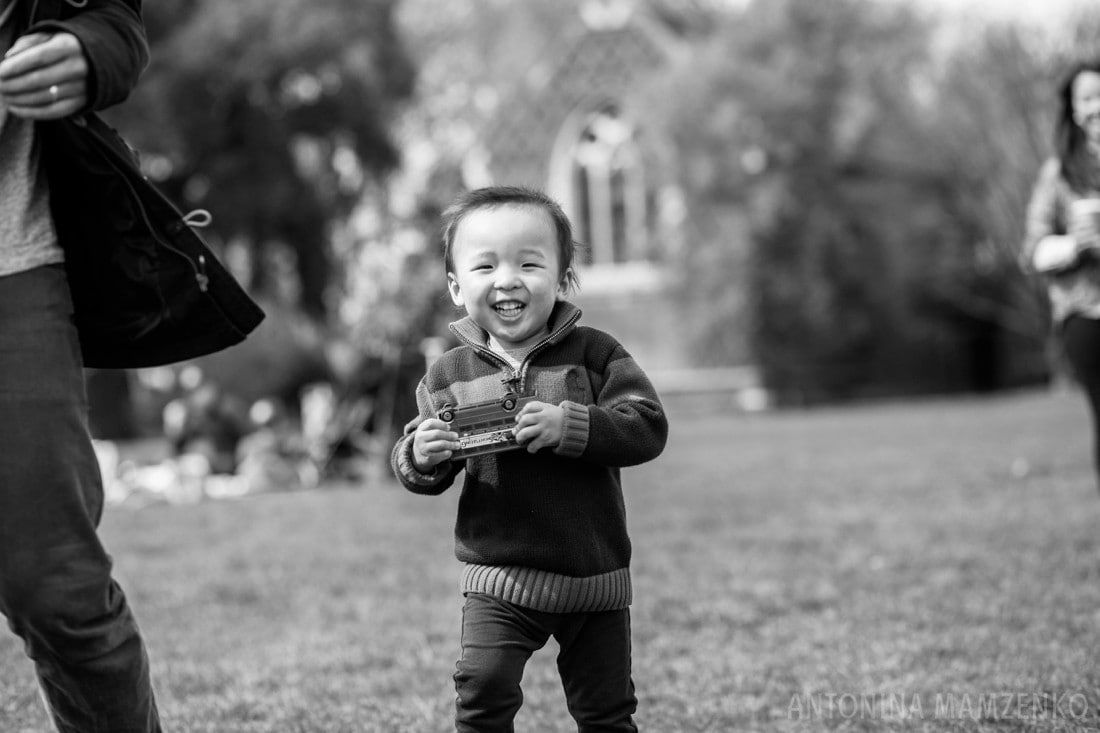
[
  {"x1": 413, "y1": 419, "x2": 459, "y2": 472},
  {"x1": 513, "y1": 401, "x2": 565, "y2": 453}
]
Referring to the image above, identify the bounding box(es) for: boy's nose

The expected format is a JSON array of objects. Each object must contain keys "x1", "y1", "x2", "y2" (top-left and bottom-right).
[{"x1": 494, "y1": 267, "x2": 522, "y2": 289}]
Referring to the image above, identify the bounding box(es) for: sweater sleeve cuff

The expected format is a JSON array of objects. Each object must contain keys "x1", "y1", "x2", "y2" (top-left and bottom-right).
[
  {"x1": 396, "y1": 436, "x2": 447, "y2": 486},
  {"x1": 555, "y1": 401, "x2": 590, "y2": 458}
]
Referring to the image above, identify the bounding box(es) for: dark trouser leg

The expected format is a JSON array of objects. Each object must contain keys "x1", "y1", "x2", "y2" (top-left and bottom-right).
[
  {"x1": 0, "y1": 266, "x2": 161, "y2": 733},
  {"x1": 555, "y1": 609, "x2": 637, "y2": 733},
  {"x1": 454, "y1": 593, "x2": 549, "y2": 733},
  {"x1": 1063, "y1": 315, "x2": 1100, "y2": 489}
]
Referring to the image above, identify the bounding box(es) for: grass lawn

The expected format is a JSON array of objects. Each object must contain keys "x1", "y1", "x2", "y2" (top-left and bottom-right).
[{"x1": 3, "y1": 388, "x2": 1100, "y2": 732}]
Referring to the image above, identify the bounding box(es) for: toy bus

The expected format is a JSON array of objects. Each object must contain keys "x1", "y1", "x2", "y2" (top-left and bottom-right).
[{"x1": 438, "y1": 393, "x2": 535, "y2": 460}]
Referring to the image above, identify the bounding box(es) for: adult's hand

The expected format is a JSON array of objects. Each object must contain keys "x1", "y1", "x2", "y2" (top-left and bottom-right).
[
  {"x1": 0, "y1": 32, "x2": 88, "y2": 120},
  {"x1": 1068, "y1": 199, "x2": 1100, "y2": 252}
]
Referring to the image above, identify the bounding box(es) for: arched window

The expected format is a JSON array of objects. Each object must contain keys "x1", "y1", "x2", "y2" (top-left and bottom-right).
[{"x1": 551, "y1": 105, "x2": 649, "y2": 266}]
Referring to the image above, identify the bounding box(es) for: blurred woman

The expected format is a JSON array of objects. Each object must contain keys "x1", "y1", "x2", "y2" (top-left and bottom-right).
[{"x1": 1025, "y1": 59, "x2": 1100, "y2": 490}]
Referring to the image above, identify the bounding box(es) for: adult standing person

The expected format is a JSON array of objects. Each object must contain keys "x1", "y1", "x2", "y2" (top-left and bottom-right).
[
  {"x1": 0, "y1": 1, "x2": 162, "y2": 730},
  {"x1": 1025, "y1": 59, "x2": 1100, "y2": 491},
  {"x1": 0, "y1": 1, "x2": 262, "y2": 731}
]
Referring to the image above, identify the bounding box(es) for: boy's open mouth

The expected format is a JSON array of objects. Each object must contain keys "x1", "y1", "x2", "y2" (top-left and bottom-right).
[{"x1": 493, "y1": 301, "x2": 525, "y2": 318}]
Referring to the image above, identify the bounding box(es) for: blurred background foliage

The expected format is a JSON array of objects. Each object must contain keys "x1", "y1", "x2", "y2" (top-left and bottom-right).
[
  {"x1": 120, "y1": 0, "x2": 415, "y2": 318},
  {"x1": 88, "y1": 0, "x2": 1100, "y2": 444},
  {"x1": 649, "y1": 0, "x2": 1067, "y2": 399}
]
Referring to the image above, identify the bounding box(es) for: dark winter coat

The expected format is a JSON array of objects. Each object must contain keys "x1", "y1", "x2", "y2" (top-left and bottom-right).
[{"x1": 25, "y1": 0, "x2": 264, "y2": 368}]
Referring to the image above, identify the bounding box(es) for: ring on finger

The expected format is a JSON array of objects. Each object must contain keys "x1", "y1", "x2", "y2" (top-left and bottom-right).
[{"x1": 48, "y1": 84, "x2": 59, "y2": 102}]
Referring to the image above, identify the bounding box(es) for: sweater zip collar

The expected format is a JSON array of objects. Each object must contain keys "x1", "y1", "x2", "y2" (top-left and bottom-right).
[{"x1": 448, "y1": 302, "x2": 582, "y2": 393}]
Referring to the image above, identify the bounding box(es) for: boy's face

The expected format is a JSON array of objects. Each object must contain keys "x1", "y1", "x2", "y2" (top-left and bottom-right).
[{"x1": 448, "y1": 204, "x2": 569, "y2": 351}]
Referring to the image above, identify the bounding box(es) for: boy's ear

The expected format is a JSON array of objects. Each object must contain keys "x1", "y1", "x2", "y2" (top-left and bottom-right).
[
  {"x1": 447, "y1": 273, "x2": 464, "y2": 307},
  {"x1": 556, "y1": 269, "x2": 574, "y2": 300}
]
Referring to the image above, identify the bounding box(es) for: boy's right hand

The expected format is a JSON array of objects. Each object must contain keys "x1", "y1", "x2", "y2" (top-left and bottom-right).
[{"x1": 412, "y1": 419, "x2": 460, "y2": 472}]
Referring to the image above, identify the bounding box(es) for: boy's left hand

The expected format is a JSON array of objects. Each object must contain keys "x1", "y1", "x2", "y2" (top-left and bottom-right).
[{"x1": 513, "y1": 401, "x2": 564, "y2": 453}]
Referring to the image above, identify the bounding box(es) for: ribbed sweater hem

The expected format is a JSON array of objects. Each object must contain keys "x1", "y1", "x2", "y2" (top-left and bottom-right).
[{"x1": 462, "y1": 563, "x2": 632, "y2": 613}]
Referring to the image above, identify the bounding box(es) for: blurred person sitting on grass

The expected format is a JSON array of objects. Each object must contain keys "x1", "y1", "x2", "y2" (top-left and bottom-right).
[
  {"x1": 391, "y1": 186, "x2": 668, "y2": 732},
  {"x1": 1025, "y1": 58, "x2": 1100, "y2": 491}
]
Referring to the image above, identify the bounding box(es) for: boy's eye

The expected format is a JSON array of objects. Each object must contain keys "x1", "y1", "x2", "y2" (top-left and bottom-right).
[{"x1": 522, "y1": 262, "x2": 544, "y2": 269}]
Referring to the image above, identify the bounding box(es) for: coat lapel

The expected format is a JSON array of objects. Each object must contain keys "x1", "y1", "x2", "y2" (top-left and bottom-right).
[{"x1": 27, "y1": 0, "x2": 61, "y2": 25}]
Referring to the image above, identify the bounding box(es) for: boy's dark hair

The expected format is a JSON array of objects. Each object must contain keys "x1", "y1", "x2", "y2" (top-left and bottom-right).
[{"x1": 441, "y1": 186, "x2": 580, "y2": 293}]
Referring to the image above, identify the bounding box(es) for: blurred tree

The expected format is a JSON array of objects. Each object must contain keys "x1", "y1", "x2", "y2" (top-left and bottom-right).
[
  {"x1": 652, "y1": 0, "x2": 937, "y2": 398},
  {"x1": 1062, "y1": 6, "x2": 1100, "y2": 63},
  {"x1": 334, "y1": 0, "x2": 597, "y2": 438},
  {"x1": 921, "y1": 22, "x2": 1054, "y2": 382},
  {"x1": 650, "y1": 0, "x2": 1055, "y2": 400},
  {"x1": 110, "y1": 0, "x2": 415, "y2": 318},
  {"x1": 85, "y1": 1, "x2": 416, "y2": 440}
]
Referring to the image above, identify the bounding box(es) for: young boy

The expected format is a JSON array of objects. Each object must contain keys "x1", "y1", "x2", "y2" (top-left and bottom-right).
[{"x1": 391, "y1": 185, "x2": 668, "y2": 731}]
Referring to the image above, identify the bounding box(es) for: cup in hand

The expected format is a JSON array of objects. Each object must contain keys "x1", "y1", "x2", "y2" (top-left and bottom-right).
[{"x1": 1069, "y1": 198, "x2": 1100, "y2": 252}]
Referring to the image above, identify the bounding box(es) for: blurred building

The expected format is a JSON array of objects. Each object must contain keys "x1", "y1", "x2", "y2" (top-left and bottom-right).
[{"x1": 396, "y1": 0, "x2": 758, "y2": 404}]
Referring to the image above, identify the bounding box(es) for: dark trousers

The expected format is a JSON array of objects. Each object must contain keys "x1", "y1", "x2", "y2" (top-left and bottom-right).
[
  {"x1": 1064, "y1": 315, "x2": 1100, "y2": 488},
  {"x1": 454, "y1": 592, "x2": 637, "y2": 733},
  {"x1": 0, "y1": 266, "x2": 161, "y2": 732}
]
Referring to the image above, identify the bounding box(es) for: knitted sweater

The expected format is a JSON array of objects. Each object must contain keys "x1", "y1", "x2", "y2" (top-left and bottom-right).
[
  {"x1": 391, "y1": 302, "x2": 668, "y2": 613},
  {"x1": 1024, "y1": 157, "x2": 1100, "y2": 322}
]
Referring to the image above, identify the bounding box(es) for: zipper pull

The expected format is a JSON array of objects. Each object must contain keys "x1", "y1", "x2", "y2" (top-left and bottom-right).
[
  {"x1": 182, "y1": 209, "x2": 213, "y2": 229},
  {"x1": 196, "y1": 255, "x2": 209, "y2": 292}
]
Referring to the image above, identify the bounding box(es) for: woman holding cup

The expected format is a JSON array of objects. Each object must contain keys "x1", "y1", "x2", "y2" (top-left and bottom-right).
[{"x1": 1025, "y1": 59, "x2": 1100, "y2": 490}]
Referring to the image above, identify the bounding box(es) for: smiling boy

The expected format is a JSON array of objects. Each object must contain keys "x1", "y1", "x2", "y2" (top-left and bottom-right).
[{"x1": 391, "y1": 186, "x2": 668, "y2": 731}]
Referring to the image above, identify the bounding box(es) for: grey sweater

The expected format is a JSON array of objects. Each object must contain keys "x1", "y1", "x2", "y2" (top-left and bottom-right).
[
  {"x1": 1, "y1": 2, "x2": 64, "y2": 277},
  {"x1": 1024, "y1": 157, "x2": 1100, "y2": 322}
]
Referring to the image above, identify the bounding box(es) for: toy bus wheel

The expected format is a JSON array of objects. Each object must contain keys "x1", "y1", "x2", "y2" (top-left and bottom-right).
[
  {"x1": 502, "y1": 397, "x2": 516, "y2": 411},
  {"x1": 440, "y1": 409, "x2": 455, "y2": 422}
]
